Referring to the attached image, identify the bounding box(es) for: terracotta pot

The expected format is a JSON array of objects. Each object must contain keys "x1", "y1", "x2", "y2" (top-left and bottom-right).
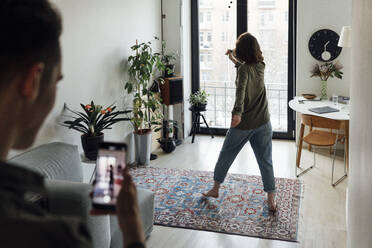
[{"x1": 81, "y1": 133, "x2": 104, "y2": 161}]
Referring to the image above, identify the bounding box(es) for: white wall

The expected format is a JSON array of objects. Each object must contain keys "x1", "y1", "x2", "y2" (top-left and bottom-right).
[
  {"x1": 295, "y1": 0, "x2": 352, "y2": 142},
  {"x1": 296, "y1": 0, "x2": 352, "y2": 97},
  {"x1": 23, "y1": 0, "x2": 162, "y2": 162},
  {"x1": 180, "y1": 0, "x2": 192, "y2": 137},
  {"x1": 162, "y1": 0, "x2": 192, "y2": 139},
  {"x1": 347, "y1": 0, "x2": 372, "y2": 246}
]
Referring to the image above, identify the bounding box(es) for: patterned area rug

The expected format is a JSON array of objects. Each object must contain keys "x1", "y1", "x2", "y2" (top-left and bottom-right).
[{"x1": 130, "y1": 167, "x2": 302, "y2": 242}]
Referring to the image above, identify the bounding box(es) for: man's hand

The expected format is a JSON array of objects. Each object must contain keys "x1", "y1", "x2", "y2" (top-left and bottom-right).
[
  {"x1": 90, "y1": 166, "x2": 145, "y2": 247},
  {"x1": 116, "y1": 166, "x2": 145, "y2": 246},
  {"x1": 231, "y1": 115, "x2": 241, "y2": 127}
]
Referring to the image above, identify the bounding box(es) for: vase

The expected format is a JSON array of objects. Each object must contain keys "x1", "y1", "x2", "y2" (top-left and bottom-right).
[
  {"x1": 321, "y1": 80, "x2": 328, "y2": 100},
  {"x1": 134, "y1": 130, "x2": 152, "y2": 165},
  {"x1": 81, "y1": 133, "x2": 104, "y2": 161}
]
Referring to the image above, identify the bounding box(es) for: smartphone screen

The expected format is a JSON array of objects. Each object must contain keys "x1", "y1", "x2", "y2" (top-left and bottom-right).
[{"x1": 92, "y1": 142, "x2": 127, "y2": 210}]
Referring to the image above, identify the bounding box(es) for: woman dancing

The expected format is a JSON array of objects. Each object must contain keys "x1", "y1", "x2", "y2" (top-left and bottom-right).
[{"x1": 203, "y1": 32, "x2": 276, "y2": 212}]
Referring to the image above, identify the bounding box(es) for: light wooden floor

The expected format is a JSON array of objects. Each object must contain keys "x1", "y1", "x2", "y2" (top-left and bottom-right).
[{"x1": 146, "y1": 135, "x2": 347, "y2": 248}]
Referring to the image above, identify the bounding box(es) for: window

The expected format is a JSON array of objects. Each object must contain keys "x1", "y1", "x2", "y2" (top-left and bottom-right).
[
  {"x1": 200, "y1": 12, "x2": 204, "y2": 23},
  {"x1": 200, "y1": 54, "x2": 204, "y2": 62},
  {"x1": 207, "y1": 11, "x2": 212, "y2": 22},
  {"x1": 222, "y1": 11, "x2": 230, "y2": 22},
  {"x1": 269, "y1": 13, "x2": 273, "y2": 22},
  {"x1": 207, "y1": 32, "x2": 212, "y2": 42},
  {"x1": 192, "y1": 0, "x2": 295, "y2": 138},
  {"x1": 221, "y1": 32, "x2": 227, "y2": 42},
  {"x1": 201, "y1": 71, "x2": 211, "y2": 81},
  {"x1": 260, "y1": 13, "x2": 265, "y2": 26},
  {"x1": 207, "y1": 54, "x2": 213, "y2": 62}
]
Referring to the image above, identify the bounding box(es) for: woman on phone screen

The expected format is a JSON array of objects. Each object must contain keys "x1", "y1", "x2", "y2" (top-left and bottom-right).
[{"x1": 203, "y1": 32, "x2": 276, "y2": 212}]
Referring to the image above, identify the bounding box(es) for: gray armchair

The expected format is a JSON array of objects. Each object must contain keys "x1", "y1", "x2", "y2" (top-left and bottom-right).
[{"x1": 9, "y1": 142, "x2": 154, "y2": 248}]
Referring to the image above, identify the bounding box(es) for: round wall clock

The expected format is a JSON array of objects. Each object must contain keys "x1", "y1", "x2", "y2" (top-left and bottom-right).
[{"x1": 308, "y1": 29, "x2": 342, "y2": 62}]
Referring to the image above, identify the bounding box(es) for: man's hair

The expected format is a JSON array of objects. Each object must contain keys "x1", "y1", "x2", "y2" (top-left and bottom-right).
[
  {"x1": 235, "y1": 32, "x2": 264, "y2": 64},
  {"x1": 0, "y1": 0, "x2": 62, "y2": 86}
]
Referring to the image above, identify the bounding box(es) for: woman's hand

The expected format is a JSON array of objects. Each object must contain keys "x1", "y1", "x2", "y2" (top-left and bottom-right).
[
  {"x1": 225, "y1": 49, "x2": 237, "y2": 65},
  {"x1": 231, "y1": 115, "x2": 241, "y2": 127}
]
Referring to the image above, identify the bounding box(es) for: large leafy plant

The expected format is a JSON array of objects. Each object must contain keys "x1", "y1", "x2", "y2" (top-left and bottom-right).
[
  {"x1": 125, "y1": 38, "x2": 166, "y2": 134},
  {"x1": 62, "y1": 101, "x2": 131, "y2": 136}
]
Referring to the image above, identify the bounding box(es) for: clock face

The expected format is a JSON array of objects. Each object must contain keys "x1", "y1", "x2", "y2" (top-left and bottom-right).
[{"x1": 308, "y1": 29, "x2": 342, "y2": 62}]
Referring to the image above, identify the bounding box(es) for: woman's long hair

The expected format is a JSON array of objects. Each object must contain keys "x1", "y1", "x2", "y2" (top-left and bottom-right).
[{"x1": 235, "y1": 32, "x2": 264, "y2": 64}]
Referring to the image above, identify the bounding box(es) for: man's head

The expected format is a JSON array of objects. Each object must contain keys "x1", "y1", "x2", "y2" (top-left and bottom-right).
[{"x1": 0, "y1": 0, "x2": 63, "y2": 150}]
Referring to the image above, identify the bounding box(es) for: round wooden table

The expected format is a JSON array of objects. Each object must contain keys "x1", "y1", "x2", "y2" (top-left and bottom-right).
[{"x1": 289, "y1": 97, "x2": 350, "y2": 172}]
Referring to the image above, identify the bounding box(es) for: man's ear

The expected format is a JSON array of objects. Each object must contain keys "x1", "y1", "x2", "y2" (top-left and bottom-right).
[{"x1": 21, "y1": 63, "x2": 45, "y2": 101}]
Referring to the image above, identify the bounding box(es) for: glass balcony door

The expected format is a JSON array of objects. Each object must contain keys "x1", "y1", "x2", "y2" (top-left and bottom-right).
[{"x1": 191, "y1": 0, "x2": 295, "y2": 139}]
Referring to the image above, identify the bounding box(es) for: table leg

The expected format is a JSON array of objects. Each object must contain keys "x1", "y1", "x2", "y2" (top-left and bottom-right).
[
  {"x1": 296, "y1": 123, "x2": 305, "y2": 168},
  {"x1": 345, "y1": 120, "x2": 349, "y2": 174},
  {"x1": 309, "y1": 126, "x2": 313, "y2": 152}
]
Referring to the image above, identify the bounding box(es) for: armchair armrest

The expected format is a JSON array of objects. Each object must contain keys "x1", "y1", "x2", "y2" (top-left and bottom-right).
[{"x1": 45, "y1": 179, "x2": 111, "y2": 248}]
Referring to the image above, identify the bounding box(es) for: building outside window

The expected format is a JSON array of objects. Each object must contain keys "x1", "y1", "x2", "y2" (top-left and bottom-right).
[
  {"x1": 200, "y1": 54, "x2": 204, "y2": 62},
  {"x1": 221, "y1": 32, "x2": 227, "y2": 42},
  {"x1": 222, "y1": 11, "x2": 230, "y2": 22},
  {"x1": 260, "y1": 13, "x2": 265, "y2": 26},
  {"x1": 207, "y1": 54, "x2": 213, "y2": 62},
  {"x1": 207, "y1": 32, "x2": 212, "y2": 42},
  {"x1": 269, "y1": 13, "x2": 274, "y2": 22},
  {"x1": 201, "y1": 71, "x2": 212, "y2": 81},
  {"x1": 207, "y1": 11, "x2": 212, "y2": 22}
]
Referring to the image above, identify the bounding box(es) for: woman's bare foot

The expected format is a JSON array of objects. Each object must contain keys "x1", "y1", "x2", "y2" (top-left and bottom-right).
[
  {"x1": 202, "y1": 188, "x2": 219, "y2": 198},
  {"x1": 202, "y1": 181, "x2": 220, "y2": 198},
  {"x1": 267, "y1": 192, "x2": 277, "y2": 212}
]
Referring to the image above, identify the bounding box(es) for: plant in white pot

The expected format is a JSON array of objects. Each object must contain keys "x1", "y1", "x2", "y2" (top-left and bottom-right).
[{"x1": 125, "y1": 38, "x2": 165, "y2": 165}]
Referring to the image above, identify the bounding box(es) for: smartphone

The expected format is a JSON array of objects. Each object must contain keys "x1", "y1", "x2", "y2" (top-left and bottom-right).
[{"x1": 92, "y1": 142, "x2": 127, "y2": 210}]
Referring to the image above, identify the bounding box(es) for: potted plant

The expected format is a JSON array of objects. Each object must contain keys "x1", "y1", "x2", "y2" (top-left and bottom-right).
[
  {"x1": 188, "y1": 89, "x2": 209, "y2": 111},
  {"x1": 310, "y1": 61, "x2": 343, "y2": 100},
  {"x1": 156, "y1": 120, "x2": 178, "y2": 153},
  {"x1": 125, "y1": 38, "x2": 166, "y2": 165},
  {"x1": 161, "y1": 40, "x2": 179, "y2": 78},
  {"x1": 62, "y1": 101, "x2": 131, "y2": 160}
]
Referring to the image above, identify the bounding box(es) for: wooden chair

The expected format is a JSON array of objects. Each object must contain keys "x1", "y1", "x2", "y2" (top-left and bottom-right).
[{"x1": 296, "y1": 114, "x2": 348, "y2": 186}]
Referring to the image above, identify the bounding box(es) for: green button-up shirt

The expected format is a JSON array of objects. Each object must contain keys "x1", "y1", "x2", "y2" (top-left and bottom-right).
[{"x1": 232, "y1": 62, "x2": 270, "y2": 130}]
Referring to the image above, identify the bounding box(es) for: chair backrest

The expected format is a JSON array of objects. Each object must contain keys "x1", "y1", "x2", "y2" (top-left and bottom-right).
[{"x1": 301, "y1": 114, "x2": 342, "y2": 130}]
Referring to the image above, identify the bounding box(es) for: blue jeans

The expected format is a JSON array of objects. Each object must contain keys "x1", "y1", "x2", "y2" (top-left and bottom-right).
[{"x1": 213, "y1": 121, "x2": 276, "y2": 192}]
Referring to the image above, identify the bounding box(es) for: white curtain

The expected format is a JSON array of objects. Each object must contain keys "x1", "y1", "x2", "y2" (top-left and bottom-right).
[{"x1": 348, "y1": 0, "x2": 372, "y2": 246}]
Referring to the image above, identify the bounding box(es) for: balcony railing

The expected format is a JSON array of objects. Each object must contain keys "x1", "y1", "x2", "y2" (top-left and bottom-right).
[{"x1": 200, "y1": 81, "x2": 288, "y2": 132}]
